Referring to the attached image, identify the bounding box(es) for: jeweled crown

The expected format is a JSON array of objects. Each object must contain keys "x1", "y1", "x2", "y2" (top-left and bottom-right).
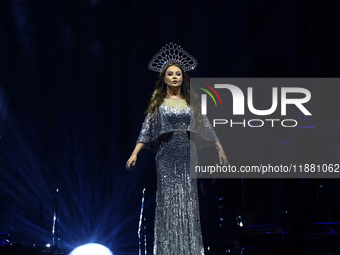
[{"x1": 148, "y1": 42, "x2": 198, "y2": 72}]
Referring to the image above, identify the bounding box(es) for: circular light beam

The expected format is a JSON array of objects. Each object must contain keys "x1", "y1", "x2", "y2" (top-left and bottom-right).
[{"x1": 69, "y1": 243, "x2": 113, "y2": 255}]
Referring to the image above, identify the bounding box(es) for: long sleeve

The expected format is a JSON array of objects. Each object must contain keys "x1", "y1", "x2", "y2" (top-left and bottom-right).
[
  {"x1": 136, "y1": 113, "x2": 158, "y2": 152},
  {"x1": 136, "y1": 100, "x2": 219, "y2": 152},
  {"x1": 191, "y1": 114, "x2": 219, "y2": 149}
]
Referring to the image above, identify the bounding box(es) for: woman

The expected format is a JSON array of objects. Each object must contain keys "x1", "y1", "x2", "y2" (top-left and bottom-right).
[{"x1": 126, "y1": 45, "x2": 228, "y2": 254}]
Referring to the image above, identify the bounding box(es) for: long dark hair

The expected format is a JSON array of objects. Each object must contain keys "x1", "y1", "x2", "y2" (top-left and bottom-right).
[{"x1": 145, "y1": 61, "x2": 202, "y2": 123}]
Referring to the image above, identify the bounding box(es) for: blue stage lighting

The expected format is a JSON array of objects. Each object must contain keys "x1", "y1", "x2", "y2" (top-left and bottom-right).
[{"x1": 69, "y1": 243, "x2": 113, "y2": 255}]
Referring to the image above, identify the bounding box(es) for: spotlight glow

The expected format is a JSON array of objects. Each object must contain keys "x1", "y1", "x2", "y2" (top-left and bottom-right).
[{"x1": 69, "y1": 243, "x2": 113, "y2": 255}]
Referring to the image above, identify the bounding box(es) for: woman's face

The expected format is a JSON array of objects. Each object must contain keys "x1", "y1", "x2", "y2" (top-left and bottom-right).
[{"x1": 163, "y1": 65, "x2": 183, "y2": 87}]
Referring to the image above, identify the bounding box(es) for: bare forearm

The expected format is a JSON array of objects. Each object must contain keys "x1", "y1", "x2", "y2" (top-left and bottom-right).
[
  {"x1": 215, "y1": 141, "x2": 229, "y2": 165},
  {"x1": 215, "y1": 141, "x2": 224, "y2": 152},
  {"x1": 126, "y1": 143, "x2": 144, "y2": 171},
  {"x1": 132, "y1": 143, "x2": 144, "y2": 156}
]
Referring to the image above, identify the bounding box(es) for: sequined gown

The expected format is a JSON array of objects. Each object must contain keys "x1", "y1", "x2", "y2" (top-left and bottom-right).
[{"x1": 137, "y1": 98, "x2": 218, "y2": 255}]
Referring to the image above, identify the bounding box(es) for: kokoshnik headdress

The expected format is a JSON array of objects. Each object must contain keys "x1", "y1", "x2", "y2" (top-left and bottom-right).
[{"x1": 148, "y1": 42, "x2": 198, "y2": 72}]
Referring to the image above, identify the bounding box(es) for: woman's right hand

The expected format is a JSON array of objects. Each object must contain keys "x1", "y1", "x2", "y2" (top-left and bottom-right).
[
  {"x1": 126, "y1": 154, "x2": 137, "y2": 171},
  {"x1": 126, "y1": 143, "x2": 144, "y2": 171}
]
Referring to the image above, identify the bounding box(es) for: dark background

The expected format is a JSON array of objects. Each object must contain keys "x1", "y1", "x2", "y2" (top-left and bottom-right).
[{"x1": 0, "y1": 0, "x2": 340, "y2": 254}]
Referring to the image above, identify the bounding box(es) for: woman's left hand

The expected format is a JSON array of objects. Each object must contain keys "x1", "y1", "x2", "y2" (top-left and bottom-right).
[
  {"x1": 218, "y1": 150, "x2": 229, "y2": 165},
  {"x1": 215, "y1": 141, "x2": 229, "y2": 165}
]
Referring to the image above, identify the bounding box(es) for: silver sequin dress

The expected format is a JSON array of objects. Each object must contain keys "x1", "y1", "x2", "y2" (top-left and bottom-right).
[{"x1": 136, "y1": 98, "x2": 218, "y2": 255}]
